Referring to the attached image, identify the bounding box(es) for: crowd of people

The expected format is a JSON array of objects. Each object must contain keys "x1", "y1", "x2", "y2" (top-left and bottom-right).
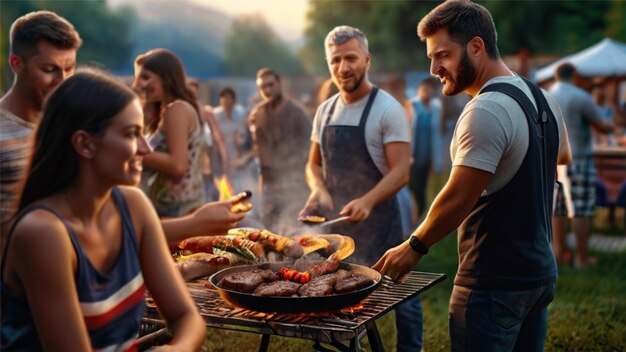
[{"x1": 1, "y1": 0, "x2": 624, "y2": 351}]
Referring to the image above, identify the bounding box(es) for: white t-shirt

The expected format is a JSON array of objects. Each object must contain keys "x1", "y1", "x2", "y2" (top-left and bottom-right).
[
  {"x1": 312, "y1": 89, "x2": 410, "y2": 175},
  {"x1": 451, "y1": 75, "x2": 566, "y2": 195}
]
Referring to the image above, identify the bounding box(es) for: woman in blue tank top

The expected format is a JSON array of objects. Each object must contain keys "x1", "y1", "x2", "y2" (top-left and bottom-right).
[{"x1": 0, "y1": 68, "x2": 205, "y2": 351}]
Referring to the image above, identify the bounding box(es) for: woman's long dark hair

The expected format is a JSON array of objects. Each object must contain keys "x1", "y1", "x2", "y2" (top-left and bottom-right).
[
  {"x1": 17, "y1": 67, "x2": 137, "y2": 211},
  {"x1": 134, "y1": 48, "x2": 199, "y2": 134}
]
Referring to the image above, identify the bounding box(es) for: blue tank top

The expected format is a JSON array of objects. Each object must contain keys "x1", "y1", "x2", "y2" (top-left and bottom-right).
[{"x1": 1, "y1": 187, "x2": 146, "y2": 351}]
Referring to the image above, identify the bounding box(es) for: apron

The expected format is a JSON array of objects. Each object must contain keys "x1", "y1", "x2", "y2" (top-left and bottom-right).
[{"x1": 321, "y1": 87, "x2": 403, "y2": 266}]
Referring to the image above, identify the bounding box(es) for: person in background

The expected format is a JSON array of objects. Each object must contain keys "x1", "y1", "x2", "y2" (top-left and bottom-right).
[
  {"x1": 385, "y1": 74, "x2": 418, "y2": 234},
  {"x1": 187, "y1": 78, "x2": 226, "y2": 201},
  {"x1": 316, "y1": 78, "x2": 340, "y2": 108},
  {"x1": 591, "y1": 84, "x2": 618, "y2": 147},
  {"x1": 133, "y1": 48, "x2": 205, "y2": 218},
  {"x1": 409, "y1": 77, "x2": 443, "y2": 223},
  {"x1": 549, "y1": 62, "x2": 613, "y2": 269},
  {"x1": 248, "y1": 68, "x2": 312, "y2": 233},
  {"x1": 214, "y1": 87, "x2": 258, "y2": 196},
  {"x1": 0, "y1": 10, "x2": 81, "y2": 235},
  {"x1": 1, "y1": 68, "x2": 205, "y2": 351},
  {"x1": 374, "y1": 1, "x2": 571, "y2": 350},
  {"x1": 299, "y1": 26, "x2": 420, "y2": 352}
]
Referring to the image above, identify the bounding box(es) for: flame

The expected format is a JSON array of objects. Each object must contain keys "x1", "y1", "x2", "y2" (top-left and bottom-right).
[
  {"x1": 340, "y1": 302, "x2": 365, "y2": 313},
  {"x1": 215, "y1": 175, "x2": 234, "y2": 201}
]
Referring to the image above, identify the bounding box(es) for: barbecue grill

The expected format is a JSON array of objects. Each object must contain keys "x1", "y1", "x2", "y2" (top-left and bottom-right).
[{"x1": 139, "y1": 271, "x2": 445, "y2": 351}]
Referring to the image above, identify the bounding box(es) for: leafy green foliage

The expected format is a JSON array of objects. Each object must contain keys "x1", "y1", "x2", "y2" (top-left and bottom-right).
[
  {"x1": 301, "y1": 0, "x2": 626, "y2": 74},
  {"x1": 484, "y1": 0, "x2": 611, "y2": 56},
  {"x1": 223, "y1": 15, "x2": 304, "y2": 77}
]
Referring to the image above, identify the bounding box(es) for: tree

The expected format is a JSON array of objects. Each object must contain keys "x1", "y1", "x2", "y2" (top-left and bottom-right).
[
  {"x1": 223, "y1": 14, "x2": 304, "y2": 77},
  {"x1": 301, "y1": 0, "x2": 625, "y2": 75},
  {"x1": 484, "y1": 0, "x2": 611, "y2": 57},
  {"x1": 1, "y1": 0, "x2": 135, "y2": 92}
]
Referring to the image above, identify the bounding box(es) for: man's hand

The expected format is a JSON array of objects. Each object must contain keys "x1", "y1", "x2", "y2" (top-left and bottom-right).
[
  {"x1": 372, "y1": 240, "x2": 422, "y2": 283},
  {"x1": 299, "y1": 189, "x2": 334, "y2": 218},
  {"x1": 339, "y1": 196, "x2": 375, "y2": 221}
]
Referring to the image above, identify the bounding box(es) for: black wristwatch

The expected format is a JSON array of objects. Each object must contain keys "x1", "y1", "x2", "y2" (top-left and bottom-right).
[{"x1": 409, "y1": 236, "x2": 429, "y2": 255}]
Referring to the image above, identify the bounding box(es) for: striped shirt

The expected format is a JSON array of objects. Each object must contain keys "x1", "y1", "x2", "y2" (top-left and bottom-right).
[
  {"x1": 0, "y1": 108, "x2": 35, "y2": 228},
  {"x1": 1, "y1": 188, "x2": 146, "y2": 351}
]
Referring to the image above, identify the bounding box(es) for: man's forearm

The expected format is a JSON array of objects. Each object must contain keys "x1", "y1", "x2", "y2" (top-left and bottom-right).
[
  {"x1": 361, "y1": 163, "x2": 408, "y2": 207},
  {"x1": 412, "y1": 166, "x2": 492, "y2": 248},
  {"x1": 305, "y1": 162, "x2": 328, "y2": 193}
]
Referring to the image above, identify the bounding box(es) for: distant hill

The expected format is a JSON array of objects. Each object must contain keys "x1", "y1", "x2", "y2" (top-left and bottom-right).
[{"x1": 111, "y1": 0, "x2": 232, "y2": 77}]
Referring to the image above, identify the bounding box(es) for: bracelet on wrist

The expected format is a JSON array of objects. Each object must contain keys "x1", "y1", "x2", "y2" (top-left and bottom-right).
[{"x1": 409, "y1": 235, "x2": 429, "y2": 255}]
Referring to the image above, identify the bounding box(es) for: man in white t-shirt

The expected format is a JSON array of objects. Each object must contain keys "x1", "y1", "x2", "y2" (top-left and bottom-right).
[
  {"x1": 298, "y1": 26, "x2": 419, "y2": 351},
  {"x1": 374, "y1": 1, "x2": 571, "y2": 350}
]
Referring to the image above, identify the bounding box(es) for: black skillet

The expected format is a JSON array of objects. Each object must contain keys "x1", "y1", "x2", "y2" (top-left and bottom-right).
[{"x1": 209, "y1": 261, "x2": 382, "y2": 313}]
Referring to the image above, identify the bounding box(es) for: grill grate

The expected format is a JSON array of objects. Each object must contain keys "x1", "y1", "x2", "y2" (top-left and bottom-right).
[{"x1": 141, "y1": 271, "x2": 445, "y2": 349}]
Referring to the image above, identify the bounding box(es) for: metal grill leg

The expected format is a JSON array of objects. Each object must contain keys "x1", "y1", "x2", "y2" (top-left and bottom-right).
[
  {"x1": 366, "y1": 320, "x2": 384, "y2": 352},
  {"x1": 259, "y1": 334, "x2": 270, "y2": 352}
]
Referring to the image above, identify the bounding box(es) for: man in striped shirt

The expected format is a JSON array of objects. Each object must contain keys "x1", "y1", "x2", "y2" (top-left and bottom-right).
[{"x1": 0, "y1": 10, "x2": 81, "y2": 234}]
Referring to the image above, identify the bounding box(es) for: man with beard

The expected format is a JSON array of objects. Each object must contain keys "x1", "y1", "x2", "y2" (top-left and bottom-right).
[
  {"x1": 299, "y1": 26, "x2": 420, "y2": 351},
  {"x1": 248, "y1": 68, "x2": 312, "y2": 233},
  {"x1": 373, "y1": 1, "x2": 571, "y2": 350}
]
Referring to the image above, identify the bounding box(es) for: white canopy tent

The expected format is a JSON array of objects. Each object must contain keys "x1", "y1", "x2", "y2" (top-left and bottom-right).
[{"x1": 534, "y1": 38, "x2": 626, "y2": 83}]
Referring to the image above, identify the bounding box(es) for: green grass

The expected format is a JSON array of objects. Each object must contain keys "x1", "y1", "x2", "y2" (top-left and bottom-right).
[{"x1": 202, "y1": 175, "x2": 626, "y2": 351}]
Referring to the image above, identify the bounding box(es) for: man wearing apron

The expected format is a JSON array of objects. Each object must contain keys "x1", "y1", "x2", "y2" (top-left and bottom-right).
[
  {"x1": 299, "y1": 26, "x2": 422, "y2": 352},
  {"x1": 374, "y1": 1, "x2": 572, "y2": 350}
]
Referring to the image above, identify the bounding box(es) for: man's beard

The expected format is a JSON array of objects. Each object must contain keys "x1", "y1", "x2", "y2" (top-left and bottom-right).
[
  {"x1": 339, "y1": 71, "x2": 365, "y2": 93},
  {"x1": 443, "y1": 50, "x2": 477, "y2": 96}
]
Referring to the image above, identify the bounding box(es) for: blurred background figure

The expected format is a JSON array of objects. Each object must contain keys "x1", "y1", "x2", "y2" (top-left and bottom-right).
[
  {"x1": 133, "y1": 48, "x2": 206, "y2": 217},
  {"x1": 187, "y1": 77, "x2": 226, "y2": 202},
  {"x1": 214, "y1": 87, "x2": 257, "y2": 191},
  {"x1": 549, "y1": 62, "x2": 614, "y2": 269},
  {"x1": 213, "y1": 86, "x2": 261, "y2": 224},
  {"x1": 382, "y1": 74, "x2": 416, "y2": 237},
  {"x1": 316, "y1": 78, "x2": 339, "y2": 112},
  {"x1": 248, "y1": 67, "x2": 312, "y2": 233},
  {"x1": 409, "y1": 77, "x2": 443, "y2": 224},
  {"x1": 592, "y1": 83, "x2": 619, "y2": 147}
]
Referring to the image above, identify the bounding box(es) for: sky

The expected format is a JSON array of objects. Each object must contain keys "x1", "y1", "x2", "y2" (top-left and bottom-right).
[{"x1": 193, "y1": 0, "x2": 309, "y2": 42}]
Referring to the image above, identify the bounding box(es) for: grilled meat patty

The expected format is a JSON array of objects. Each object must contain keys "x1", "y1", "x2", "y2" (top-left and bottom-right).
[
  {"x1": 254, "y1": 280, "x2": 302, "y2": 296},
  {"x1": 299, "y1": 269, "x2": 351, "y2": 297},
  {"x1": 334, "y1": 274, "x2": 374, "y2": 293},
  {"x1": 218, "y1": 269, "x2": 278, "y2": 292}
]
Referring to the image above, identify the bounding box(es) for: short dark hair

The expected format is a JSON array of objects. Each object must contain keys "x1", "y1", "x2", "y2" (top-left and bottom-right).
[
  {"x1": 10, "y1": 10, "x2": 82, "y2": 60},
  {"x1": 18, "y1": 68, "x2": 136, "y2": 210},
  {"x1": 420, "y1": 77, "x2": 439, "y2": 89},
  {"x1": 219, "y1": 87, "x2": 236, "y2": 100},
  {"x1": 256, "y1": 67, "x2": 280, "y2": 82},
  {"x1": 417, "y1": 0, "x2": 500, "y2": 60},
  {"x1": 555, "y1": 62, "x2": 576, "y2": 81}
]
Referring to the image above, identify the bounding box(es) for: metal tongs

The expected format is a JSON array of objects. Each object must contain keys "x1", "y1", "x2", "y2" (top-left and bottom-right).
[
  {"x1": 319, "y1": 216, "x2": 351, "y2": 227},
  {"x1": 299, "y1": 215, "x2": 351, "y2": 227}
]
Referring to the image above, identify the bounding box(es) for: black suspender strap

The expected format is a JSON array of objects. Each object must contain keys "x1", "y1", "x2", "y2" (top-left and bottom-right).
[{"x1": 479, "y1": 79, "x2": 555, "y2": 242}]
